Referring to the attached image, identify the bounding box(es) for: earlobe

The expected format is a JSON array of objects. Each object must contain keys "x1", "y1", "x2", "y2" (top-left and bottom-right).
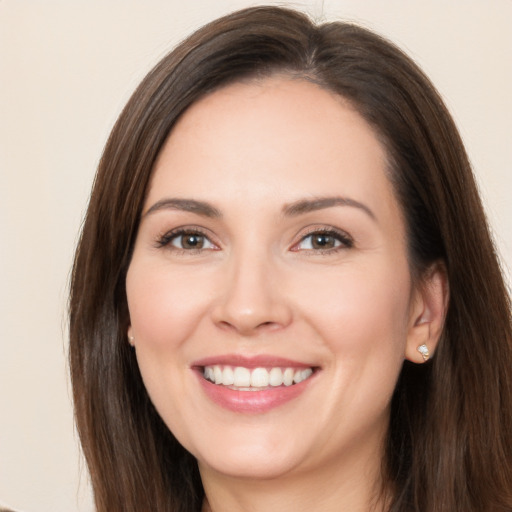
[
  {"x1": 127, "y1": 326, "x2": 135, "y2": 347},
  {"x1": 405, "y1": 262, "x2": 449, "y2": 364}
]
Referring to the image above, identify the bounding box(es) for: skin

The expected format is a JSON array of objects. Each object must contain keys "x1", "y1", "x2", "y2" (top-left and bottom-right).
[{"x1": 126, "y1": 77, "x2": 447, "y2": 512}]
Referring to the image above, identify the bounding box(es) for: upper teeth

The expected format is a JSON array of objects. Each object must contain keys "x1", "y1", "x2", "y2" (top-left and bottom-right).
[{"x1": 203, "y1": 365, "x2": 313, "y2": 388}]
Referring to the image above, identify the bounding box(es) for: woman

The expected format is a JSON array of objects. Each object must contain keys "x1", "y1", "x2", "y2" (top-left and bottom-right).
[{"x1": 69, "y1": 6, "x2": 512, "y2": 512}]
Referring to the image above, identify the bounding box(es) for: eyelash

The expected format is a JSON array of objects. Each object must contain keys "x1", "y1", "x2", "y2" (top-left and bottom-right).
[
  {"x1": 155, "y1": 228, "x2": 217, "y2": 253},
  {"x1": 292, "y1": 228, "x2": 354, "y2": 253},
  {"x1": 155, "y1": 227, "x2": 354, "y2": 254}
]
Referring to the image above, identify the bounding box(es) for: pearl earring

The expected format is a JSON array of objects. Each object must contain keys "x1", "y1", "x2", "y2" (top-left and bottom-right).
[
  {"x1": 417, "y1": 343, "x2": 430, "y2": 362},
  {"x1": 128, "y1": 335, "x2": 135, "y2": 346}
]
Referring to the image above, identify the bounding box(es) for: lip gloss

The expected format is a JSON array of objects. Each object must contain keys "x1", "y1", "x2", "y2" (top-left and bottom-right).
[{"x1": 196, "y1": 372, "x2": 314, "y2": 413}]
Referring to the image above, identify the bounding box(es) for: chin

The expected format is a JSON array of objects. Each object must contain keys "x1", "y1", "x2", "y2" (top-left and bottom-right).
[
  {"x1": 185, "y1": 425, "x2": 312, "y2": 480},
  {"x1": 197, "y1": 449, "x2": 303, "y2": 481}
]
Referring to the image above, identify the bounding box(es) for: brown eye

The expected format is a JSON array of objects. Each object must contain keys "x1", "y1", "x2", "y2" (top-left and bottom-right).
[
  {"x1": 311, "y1": 233, "x2": 337, "y2": 249},
  {"x1": 295, "y1": 230, "x2": 353, "y2": 251},
  {"x1": 168, "y1": 231, "x2": 215, "y2": 250},
  {"x1": 180, "y1": 233, "x2": 204, "y2": 249}
]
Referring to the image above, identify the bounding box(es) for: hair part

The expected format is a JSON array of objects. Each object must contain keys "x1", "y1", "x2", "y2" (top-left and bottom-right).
[{"x1": 70, "y1": 6, "x2": 512, "y2": 511}]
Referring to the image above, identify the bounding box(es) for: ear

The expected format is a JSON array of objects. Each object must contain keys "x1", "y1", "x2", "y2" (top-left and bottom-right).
[
  {"x1": 405, "y1": 261, "x2": 449, "y2": 364},
  {"x1": 127, "y1": 326, "x2": 135, "y2": 347}
]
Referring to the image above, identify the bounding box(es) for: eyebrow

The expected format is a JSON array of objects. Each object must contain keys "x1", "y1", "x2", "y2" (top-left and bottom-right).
[
  {"x1": 282, "y1": 196, "x2": 376, "y2": 221},
  {"x1": 144, "y1": 198, "x2": 222, "y2": 218},
  {"x1": 143, "y1": 195, "x2": 376, "y2": 221}
]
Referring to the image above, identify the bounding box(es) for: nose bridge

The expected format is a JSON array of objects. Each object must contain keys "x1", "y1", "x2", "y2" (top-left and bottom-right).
[{"x1": 213, "y1": 240, "x2": 291, "y2": 334}]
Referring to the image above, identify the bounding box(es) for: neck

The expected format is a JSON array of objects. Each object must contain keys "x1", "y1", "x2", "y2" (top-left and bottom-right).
[{"x1": 199, "y1": 438, "x2": 390, "y2": 512}]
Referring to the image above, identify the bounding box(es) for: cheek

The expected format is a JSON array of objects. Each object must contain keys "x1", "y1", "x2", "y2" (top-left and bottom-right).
[
  {"x1": 125, "y1": 262, "x2": 212, "y2": 433},
  {"x1": 126, "y1": 262, "x2": 213, "y2": 351},
  {"x1": 296, "y1": 259, "x2": 412, "y2": 358}
]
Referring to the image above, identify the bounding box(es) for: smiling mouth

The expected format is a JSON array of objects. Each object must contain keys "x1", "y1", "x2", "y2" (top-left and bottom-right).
[{"x1": 203, "y1": 365, "x2": 314, "y2": 390}]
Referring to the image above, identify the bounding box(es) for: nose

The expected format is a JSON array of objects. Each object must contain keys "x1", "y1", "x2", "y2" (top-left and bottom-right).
[{"x1": 211, "y1": 250, "x2": 293, "y2": 336}]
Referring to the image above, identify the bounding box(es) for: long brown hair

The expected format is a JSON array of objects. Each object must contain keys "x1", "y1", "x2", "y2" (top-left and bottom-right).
[{"x1": 69, "y1": 6, "x2": 512, "y2": 511}]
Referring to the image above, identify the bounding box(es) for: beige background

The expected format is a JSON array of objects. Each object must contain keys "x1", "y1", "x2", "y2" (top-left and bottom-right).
[{"x1": 0, "y1": 1, "x2": 510, "y2": 511}]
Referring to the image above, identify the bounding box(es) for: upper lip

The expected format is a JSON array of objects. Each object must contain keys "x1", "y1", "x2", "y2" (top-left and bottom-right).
[{"x1": 192, "y1": 354, "x2": 317, "y2": 369}]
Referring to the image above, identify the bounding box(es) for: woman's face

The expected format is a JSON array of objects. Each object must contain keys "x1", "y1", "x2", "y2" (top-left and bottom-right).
[{"x1": 126, "y1": 78, "x2": 426, "y2": 482}]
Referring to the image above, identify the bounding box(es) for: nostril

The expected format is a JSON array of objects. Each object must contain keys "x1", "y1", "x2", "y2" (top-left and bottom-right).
[
  {"x1": 215, "y1": 319, "x2": 283, "y2": 335},
  {"x1": 254, "y1": 321, "x2": 284, "y2": 333},
  {"x1": 217, "y1": 320, "x2": 236, "y2": 331}
]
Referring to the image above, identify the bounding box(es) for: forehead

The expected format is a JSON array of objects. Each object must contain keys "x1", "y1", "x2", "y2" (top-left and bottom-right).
[{"x1": 148, "y1": 77, "x2": 397, "y2": 221}]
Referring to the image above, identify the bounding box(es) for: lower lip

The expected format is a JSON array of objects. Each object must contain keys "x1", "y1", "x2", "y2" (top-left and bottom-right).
[{"x1": 196, "y1": 372, "x2": 315, "y2": 413}]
